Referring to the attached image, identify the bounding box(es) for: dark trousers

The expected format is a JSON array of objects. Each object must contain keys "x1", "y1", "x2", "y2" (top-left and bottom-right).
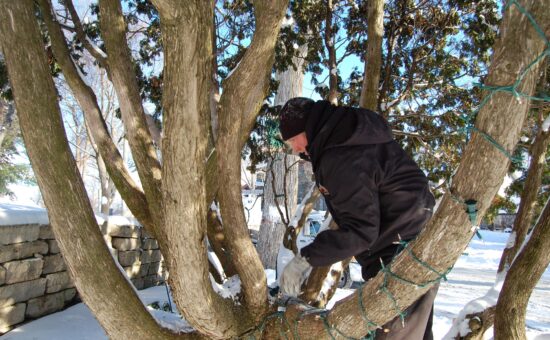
[
  {"x1": 359, "y1": 245, "x2": 438, "y2": 340},
  {"x1": 375, "y1": 285, "x2": 438, "y2": 340}
]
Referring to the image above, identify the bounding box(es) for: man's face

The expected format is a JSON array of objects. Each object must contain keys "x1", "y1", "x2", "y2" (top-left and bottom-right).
[{"x1": 285, "y1": 132, "x2": 308, "y2": 155}]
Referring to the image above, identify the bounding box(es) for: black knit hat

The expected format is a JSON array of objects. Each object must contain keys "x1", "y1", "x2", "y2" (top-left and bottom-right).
[{"x1": 279, "y1": 97, "x2": 315, "y2": 140}]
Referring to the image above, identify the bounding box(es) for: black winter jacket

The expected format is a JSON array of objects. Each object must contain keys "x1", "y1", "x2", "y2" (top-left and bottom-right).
[{"x1": 299, "y1": 101, "x2": 435, "y2": 272}]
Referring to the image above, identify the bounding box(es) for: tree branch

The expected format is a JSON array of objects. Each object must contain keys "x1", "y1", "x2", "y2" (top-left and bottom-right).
[
  {"x1": 98, "y1": 0, "x2": 163, "y2": 220},
  {"x1": 38, "y1": 0, "x2": 156, "y2": 233},
  {"x1": 215, "y1": 0, "x2": 288, "y2": 317}
]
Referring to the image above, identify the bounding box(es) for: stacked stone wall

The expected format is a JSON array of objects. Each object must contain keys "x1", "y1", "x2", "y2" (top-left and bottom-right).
[{"x1": 0, "y1": 222, "x2": 166, "y2": 334}]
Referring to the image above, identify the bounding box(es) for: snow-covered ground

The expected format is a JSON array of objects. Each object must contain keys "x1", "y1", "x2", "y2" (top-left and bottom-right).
[{"x1": 2, "y1": 230, "x2": 549, "y2": 339}]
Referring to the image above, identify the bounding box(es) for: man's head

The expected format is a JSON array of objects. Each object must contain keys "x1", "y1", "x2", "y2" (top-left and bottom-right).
[{"x1": 279, "y1": 97, "x2": 315, "y2": 141}]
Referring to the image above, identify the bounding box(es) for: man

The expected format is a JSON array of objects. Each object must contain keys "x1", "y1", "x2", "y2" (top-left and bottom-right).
[{"x1": 278, "y1": 97, "x2": 437, "y2": 340}]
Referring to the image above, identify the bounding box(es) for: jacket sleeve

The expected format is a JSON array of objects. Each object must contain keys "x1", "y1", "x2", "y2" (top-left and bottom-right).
[{"x1": 300, "y1": 150, "x2": 381, "y2": 267}]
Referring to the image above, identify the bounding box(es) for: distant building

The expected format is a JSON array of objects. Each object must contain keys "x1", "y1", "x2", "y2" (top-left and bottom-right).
[{"x1": 481, "y1": 213, "x2": 516, "y2": 231}]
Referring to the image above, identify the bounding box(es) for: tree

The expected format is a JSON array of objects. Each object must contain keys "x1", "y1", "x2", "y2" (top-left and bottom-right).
[
  {"x1": 0, "y1": 0, "x2": 548, "y2": 339},
  {"x1": 256, "y1": 40, "x2": 306, "y2": 269}
]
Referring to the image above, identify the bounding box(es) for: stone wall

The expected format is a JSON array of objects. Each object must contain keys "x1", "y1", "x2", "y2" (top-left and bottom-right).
[{"x1": 0, "y1": 221, "x2": 166, "y2": 334}]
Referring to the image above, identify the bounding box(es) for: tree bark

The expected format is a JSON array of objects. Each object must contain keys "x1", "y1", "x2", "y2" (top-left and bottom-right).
[
  {"x1": 153, "y1": 1, "x2": 254, "y2": 338},
  {"x1": 257, "y1": 50, "x2": 305, "y2": 268},
  {"x1": 216, "y1": 0, "x2": 288, "y2": 317},
  {"x1": 494, "y1": 198, "x2": 550, "y2": 339},
  {"x1": 498, "y1": 125, "x2": 550, "y2": 273},
  {"x1": 0, "y1": 2, "x2": 187, "y2": 338},
  {"x1": 98, "y1": 1, "x2": 163, "y2": 221},
  {"x1": 258, "y1": 154, "x2": 299, "y2": 268},
  {"x1": 359, "y1": 0, "x2": 384, "y2": 111},
  {"x1": 0, "y1": 100, "x2": 15, "y2": 148},
  {"x1": 325, "y1": 0, "x2": 338, "y2": 105}
]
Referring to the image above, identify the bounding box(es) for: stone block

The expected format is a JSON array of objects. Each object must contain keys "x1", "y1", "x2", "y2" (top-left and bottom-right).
[
  {"x1": 112, "y1": 238, "x2": 141, "y2": 251},
  {"x1": 47, "y1": 240, "x2": 60, "y2": 254},
  {"x1": 0, "y1": 225, "x2": 40, "y2": 245},
  {"x1": 0, "y1": 303, "x2": 26, "y2": 329},
  {"x1": 0, "y1": 279, "x2": 47, "y2": 308},
  {"x1": 46, "y1": 272, "x2": 74, "y2": 294},
  {"x1": 142, "y1": 238, "x2": 159, "y2": 250},
  {"x1": 139, "y1": 263, "x2": 150, "y2": 277},
  {"x1": 0, "y1": 266, "x2": 4, "y2": 285},
  {"x1": 0, "y1": 241, "x2": 48, "y2": 263},
  {"x1": 123, "y1": 264, "x2": 142, "y2": 279},
  {"x1": 118, "y1": 250, "x2": 141, "y2": 267},
  {"x1": 26, "y1": 291, "x2": 64, "y2": 318},
  {"x1": 42, "y1": 254, "x2": 66, "y2": 274},
  {"x1": 131, "y1": 278, "x2": 144, "y2": 290},
  {"x1": 38, "y1": 225, "x2": 55, "y2": 240},
  {"x1": 3, "y1": 258, "x2": 43, "y2": 284},
  {"x1": 143, "y1": 275, "x2": 161, "y2": 288},
  {"x1": 63, "y1": 288, "x2": 77, "y2": 302},
  {"x1": 141, "y1": 230, "x2": 154, "y2": 239},
  {"x1": 148, "y1": 262, "x2": 161, "y2": 275},
  {"x1": 101, "y1": 223, "x2": 140, "y2": 238},
  {"x1": 140, "y1": 250, "x2": 162, "y2": 264}
]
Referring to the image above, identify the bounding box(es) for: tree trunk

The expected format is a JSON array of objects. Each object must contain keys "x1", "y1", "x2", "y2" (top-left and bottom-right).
[
  {"x1": 97, "y1": 154, "x2": 116, "y2": 215},
  {"x1": 257, "y1": 48, "x2": 305, "y2": 268},
  {"x1": 0, "y1": 100, "x2": 15, "y2": 148},
  {"x1": 359, "y1": 0, "x2": 384, "y2": 111},
  {"x1": 494, "y1": 198, "x2": 550, "y2": 339},
  {"x1": 0, "y1": 2, "x2": 184, "y2": 338},
  {"x1": 498, "y1": 125, "x2": 550, "y2": 273},
  {"x1": 98, "y1": 0, "x2": 163, "y2": 221},
  {"x1": 325, "y1": 0, "x2": 338, "y2": 105},
  {"x1": 154, "y1": 2, "x2": 255, "y2": 337},
  {"x1": 258, "y1": 154, "x2": 299, "y2": 268},
  {"x1": 215, "y1": 0, "x2": 288, "y2": 318},
  {"x1": 38, "y1": 0, "x2": 155, "y2": 231}
]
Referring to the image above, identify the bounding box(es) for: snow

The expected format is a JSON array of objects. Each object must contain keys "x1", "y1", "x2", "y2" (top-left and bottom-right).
[
  {"x1": 3, "y1": 231, "x2": 549, "y2": 339},
  {"x1": 0, "y1": 202, "x2": 49, "y2": 225},
  {"x1": 281, "y1": 16, "x2": 295, "y2": 28},
  {"x1": 0, "y1": 201, "x2": 142, "y2": 227},
  {"x1": 85, "y1": 37, "x2": 107, "y2": 59},
  {"x1": 210, "y1": 274, "x2": 241, "y2": 301},
  {"x1": 543, "y1": 115, "x2": 550, "y2": 132}
]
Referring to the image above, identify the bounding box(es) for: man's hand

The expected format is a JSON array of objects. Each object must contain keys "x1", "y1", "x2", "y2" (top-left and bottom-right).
[{"x1": 279, "y1": 254, "x2": 312, "y2": 297}]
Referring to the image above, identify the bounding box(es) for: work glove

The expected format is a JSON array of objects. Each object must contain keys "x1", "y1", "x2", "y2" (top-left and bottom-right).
[{"x1": 279, "y1": 253, "x2": 312, "y2": 297}]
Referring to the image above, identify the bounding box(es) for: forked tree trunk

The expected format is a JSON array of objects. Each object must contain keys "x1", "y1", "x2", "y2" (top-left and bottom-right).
[
  {"x1": 494, "y1": 198, "x2": 550, "y2": 339},
  {"x1": 153, "y1": 1, "x2": 256, "y2": 337},
  {"x1": 0, "y1": 2, "x2": 182, "y2": 338},
  {"x1": 359, "y1": 0, "x2": 384, "y2": 111}
]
